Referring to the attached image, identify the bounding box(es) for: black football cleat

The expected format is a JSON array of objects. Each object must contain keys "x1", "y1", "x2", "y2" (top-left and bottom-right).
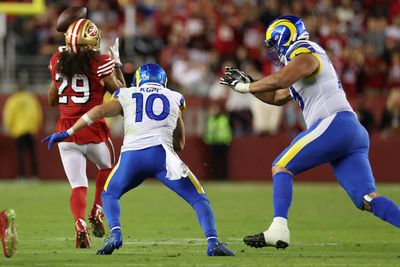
[
  {"x1": 243, "y1": 232, "x2": 289, "y2": 249},
  {"x1": 243, "y1": 233, "x2": 267, "y2": 248}
]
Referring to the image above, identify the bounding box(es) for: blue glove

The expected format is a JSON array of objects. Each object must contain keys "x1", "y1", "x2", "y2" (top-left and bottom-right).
[{"x1": 41, "y1": 130, "x2": 71, "y2": 150}]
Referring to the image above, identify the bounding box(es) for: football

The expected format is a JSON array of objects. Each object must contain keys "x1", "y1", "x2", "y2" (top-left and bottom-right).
[{"x1": 56, "y1": 6, "x2": 87, "y2": 32}]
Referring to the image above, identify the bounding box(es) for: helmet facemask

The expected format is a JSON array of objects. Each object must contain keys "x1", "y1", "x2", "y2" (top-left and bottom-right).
[{"x1": 265, "y1": 38, "x2": 281, "y2": 66}]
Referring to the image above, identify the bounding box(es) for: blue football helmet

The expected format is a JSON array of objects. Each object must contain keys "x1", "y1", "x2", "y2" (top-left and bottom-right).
[
  {"x1": 132, "y1": 63, "x2": 168, "y2": 87},
  {"x1": 264, "y1": 15, "x2": 309, "y2": 65}
]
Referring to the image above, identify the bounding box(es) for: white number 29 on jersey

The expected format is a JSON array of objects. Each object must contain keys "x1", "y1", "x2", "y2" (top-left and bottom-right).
[{"x1": 56, "y1": 73, "x2": 90, "y2": 104}]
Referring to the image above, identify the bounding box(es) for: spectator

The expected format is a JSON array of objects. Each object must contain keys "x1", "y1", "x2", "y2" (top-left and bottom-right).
[
  {"x1": 3, "y1": 84, "x2": 42, "y2": 179},
  {"x1": 204, "y1": 102, "x2": 232, "y2": 180},
  {"x1": 359, "y1": 43, "x2": 388, "y2": 96},
  {"x1": 385, "y1": 14, "x2": 400, "y2": 42},
  {"x1": 283, "y1": 101, "x2": 306, "y2": 138},
  {"x1": 387, "y1": 51, "x2": 400, "y2": 89},
  {"x1": 363, "y1": 17, "x2": 387, "y2": 57},
  {"x1": 342, "y1": 46, "x2": 364, "y2": 96},
  {"x1": 380, "y1": 89, "x2": 400, "y2": 137},
  {"x1": 355, "y1": 99, "x2": 376, "y2": 133},
  {"x1": 245, "y1": 61, "x2": 283, "y2": 135}
]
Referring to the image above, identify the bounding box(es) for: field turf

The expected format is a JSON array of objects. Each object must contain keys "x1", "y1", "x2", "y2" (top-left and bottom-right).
[{"x1": 0, "y1": 180, "x2": 399, "y2": 266}]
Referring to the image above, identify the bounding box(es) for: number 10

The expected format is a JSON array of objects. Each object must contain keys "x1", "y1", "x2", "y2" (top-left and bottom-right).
[{"x1": 132, "y1": 93, "x2": 170, "y2": 122}]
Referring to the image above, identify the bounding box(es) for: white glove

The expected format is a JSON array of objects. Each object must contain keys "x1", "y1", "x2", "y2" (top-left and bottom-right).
[{"x1": 109, "y1": 38, "x2": 122, "y2": 67}]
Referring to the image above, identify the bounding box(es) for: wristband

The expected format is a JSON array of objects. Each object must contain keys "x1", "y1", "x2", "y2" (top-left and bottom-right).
[
  {"x1": 66, "y1": 128, "x2": 75, "y2": 136},
  {"x1": 82, "y1": 114, "x2": 94, "y2": 126},
  {"x1": 235, "y1": 82, "x2": 250, "y2": 93}
]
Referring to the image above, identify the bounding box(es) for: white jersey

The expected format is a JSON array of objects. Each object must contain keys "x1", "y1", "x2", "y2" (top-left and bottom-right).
[
  {"x1": 284, "y1": 40, "x2": 354, "y2": 128},
  {"x1": 114, "y1": 83, "x2": 185, "y2": 152}
]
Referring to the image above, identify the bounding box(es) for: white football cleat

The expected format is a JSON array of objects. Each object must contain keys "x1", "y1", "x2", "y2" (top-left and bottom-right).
[
  {"x1": 263, "y1": 217, "x2": 290, "y2": 248},
  {"x1": 244, "y1": 217, "x2": 290, "y2": 249}
]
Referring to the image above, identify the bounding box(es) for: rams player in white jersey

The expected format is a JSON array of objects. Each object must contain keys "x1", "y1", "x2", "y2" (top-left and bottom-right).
[
  {"x1": 43, "y1": 63, "x2": 235, "y2": 256},
  {"x1": 221, "y1": 15, "x2": 400, "y2": 249}
]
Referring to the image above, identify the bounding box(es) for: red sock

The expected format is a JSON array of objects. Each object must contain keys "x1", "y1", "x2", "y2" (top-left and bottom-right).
[
  {"x1": 70, "y1": 187, "x2": 87, "y2": 221},
  {"x1": 94, "y1": 168, "x2": 112, "y2": 208}
]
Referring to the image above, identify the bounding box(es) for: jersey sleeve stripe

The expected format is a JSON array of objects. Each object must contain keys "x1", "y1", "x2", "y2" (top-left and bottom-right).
[
  {"x1": 98, "y1": 60, "x2": 115, "y2": 70},
  {"x1": 111, "y1": 88, "x2": 121, "y2": 99},
  {"x1": 97, "y1": 71, "x2": 114, "y2": 77},
  {"x1": 179, "y1": 97, "x2": 186, "y2": 111},
  {"x1": 289, "y1": 47, "x2": 315, "y2": 60},
  {"x1": 286, "y1": 41, "x2": 308, "y2": 54},
  {"x1": 97, "y1": 65, "x2": 115, "y2": 76}
]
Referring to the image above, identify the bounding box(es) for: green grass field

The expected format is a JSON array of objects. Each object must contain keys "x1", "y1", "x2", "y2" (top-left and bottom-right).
[{"x1": 0, "y1": 180, "x2": 399, "y2": 266}]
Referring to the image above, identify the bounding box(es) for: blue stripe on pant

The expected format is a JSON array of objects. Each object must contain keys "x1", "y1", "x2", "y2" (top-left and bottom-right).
[{"x1": 273, "y1": 111, "x2": 376, "y2": 208}]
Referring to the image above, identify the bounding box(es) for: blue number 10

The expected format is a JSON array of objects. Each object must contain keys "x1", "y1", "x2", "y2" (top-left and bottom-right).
[{"x1": 132, "y1": 93, "x2": 170, "y2": 122}]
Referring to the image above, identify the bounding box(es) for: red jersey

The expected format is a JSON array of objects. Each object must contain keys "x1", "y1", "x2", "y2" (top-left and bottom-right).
[{"x1": 48, "y1": 51, "x2": 116, "y2": 144}]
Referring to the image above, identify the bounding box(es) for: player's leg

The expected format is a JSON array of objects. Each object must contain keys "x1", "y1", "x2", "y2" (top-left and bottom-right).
[
  {"x1": 97, "y1": 151, "x2": 146, "y2": 255},
  {"x1": 0, "y1": 209, "x2": 17, "y2": 257},
  {"x1": 58, "y1": 142, "x2": 91, "y2": 248},
  {"x1": 331, "y1": 140, "x2": 400, "y2": 228},
  {"x1": 15, "y1": 135, "x2": 26, "y2": 178},
  {"x1": 85, "y1": 139, "x2": 115, "y2": 238},
  {"x1": 26, "y1": 134, "x2": 38, "y2": 178},
  {"x1": 244, "y1": 112, "x2": 354, "y2": 249},
  {"x1": 155, "y1": 154, "x2": 235, "y2": 257}
]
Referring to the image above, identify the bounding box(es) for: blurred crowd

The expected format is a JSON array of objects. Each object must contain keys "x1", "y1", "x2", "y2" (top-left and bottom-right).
[{"x1": 5, "y1": 0, "x2": 400, "y2": 138}]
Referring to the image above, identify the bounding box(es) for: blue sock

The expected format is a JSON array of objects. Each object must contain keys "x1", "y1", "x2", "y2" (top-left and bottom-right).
[
  {"x1": 101, "y1": 190, "x2": 121, "y2": 230},
  {"x1": 192, "y1": 198, "x2": 219, "y2": 244},
  {"x1": 273, "y1": 172, "x2": 293, "y2": 219},
  {"x1": 370, "y1": 196, "x2": 400, "y2": 228}
]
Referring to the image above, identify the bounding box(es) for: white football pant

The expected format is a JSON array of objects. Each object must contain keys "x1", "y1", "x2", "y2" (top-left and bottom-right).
[{"x1": 58, "y1": 139, "x2": 115, "y2": 188}]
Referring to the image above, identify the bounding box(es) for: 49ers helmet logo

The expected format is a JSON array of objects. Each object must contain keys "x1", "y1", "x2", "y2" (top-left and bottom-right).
[{"x1": 87, "y1": 25, "x2": 98, "y2": 37}]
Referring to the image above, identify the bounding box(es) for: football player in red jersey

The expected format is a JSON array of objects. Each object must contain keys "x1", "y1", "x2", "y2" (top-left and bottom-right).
[{"x1": 47, "y1": 18, "x2": 125, "y2": 248}]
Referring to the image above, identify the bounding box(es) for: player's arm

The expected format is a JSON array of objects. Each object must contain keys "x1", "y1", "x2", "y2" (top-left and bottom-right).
[
  {"x1": 42, "y1": 101, "x2": 122, "y2": 149},
  {"x1": 249, "y1": 54, "x2": 319, "y2": 93},
  {"x1": 103, "y1": 68, "x2": 126, "y2": 94},
  {"x1": 70, "y1": 101, "x2": 122, "y2": 133},
  {"x1": 222, "y1": 54, "x2": 319, "y2": 94},
  {"x1": 48, "y1": 81, "x2": 58, "y2": 106},
  {"x1": 173, "y1": 113, "x2": 185, "y2": 152},
  {"x1": 103, "y1": 38, "x2": 126, "y2": 94},
  {"x1": 252, "y1": 88, "x2": 292, "y2": 106}
]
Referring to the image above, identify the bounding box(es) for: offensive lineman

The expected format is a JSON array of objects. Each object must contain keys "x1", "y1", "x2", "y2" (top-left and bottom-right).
[
  {"x1": 47, "y1": 18, "x2": 125, "y2": 248},
  {"x1": 43, "y1": 63, "x2": 235, "y2": 256},
  {"x1": 220, "y1": 15, "x2": 400, "y2": 249}
]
